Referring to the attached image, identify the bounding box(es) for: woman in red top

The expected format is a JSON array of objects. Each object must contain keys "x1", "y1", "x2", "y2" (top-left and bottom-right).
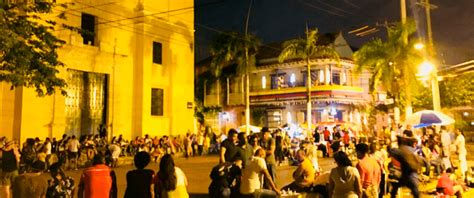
[{"x1": 436, "y1": 168, "x2": 463, "y2": 197}]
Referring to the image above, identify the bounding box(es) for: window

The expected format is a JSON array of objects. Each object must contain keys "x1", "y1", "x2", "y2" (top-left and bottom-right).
[
  {"x1": 261, "y1": 76, "x2": 266, "y2": 89},
  {"x1": 332, "y1": 71, "x2": 341, "y2": 85},
  {"x1": 289, "y1": 73, "x2": 296, "y2": 86},
  {"x1": 151, "y1": 88, "x2": 164, "y2": 116},
  {"x1": 153, "y1": 42, "x2": 163, "y2": 64},
  {"x1": 81, "y1": 13, "x2": 96, "y2": 46}
]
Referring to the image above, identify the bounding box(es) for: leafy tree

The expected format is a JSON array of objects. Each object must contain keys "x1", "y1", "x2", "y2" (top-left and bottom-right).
[
  {"x1": 278, "y1": 28, "x2": 339, "y2": 132},
  {"x1": 439, "y1": 73, "x2": 474, "y2": 107},
  {"x1": 209, "y1": 32, "x2": 260, "y2": 132},
  {"x1": 354, "y1": 20, "x2": 423, "y2": 118},
  {"x1": 414, "y1": 73, "x2": 474, "y2": 109},
  {"x1": 0, "y1": 1, "x2": 70, "y2": 96}
]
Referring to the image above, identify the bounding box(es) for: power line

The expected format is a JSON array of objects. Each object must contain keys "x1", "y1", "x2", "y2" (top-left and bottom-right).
[
  {"x1": 57, "y1": 10, "x2": 193, "y2": 46},
  {"x1": 313, "y1": 0, "x2": 354, "y2": 15},
  {"x1": 64, "y1": 2, "x2": 117, "y2": 12},
  {"x1": 342, "y1": 0, "x2": 360, "y2": 9},
  {"x1": 297, "y1": 0, "x2": 345, "y2": 17},
  {"x1": 71, "y1": 1, "x2": 192, "y2": 35}
]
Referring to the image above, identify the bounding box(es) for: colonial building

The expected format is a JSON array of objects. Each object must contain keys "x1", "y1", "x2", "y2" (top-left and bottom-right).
[
  {"x1": 0, "y1": 0, "x2": 195, "y2": 143},
  {"x1": 198, "y1": 33, "x2": 372, "y2": 132}
]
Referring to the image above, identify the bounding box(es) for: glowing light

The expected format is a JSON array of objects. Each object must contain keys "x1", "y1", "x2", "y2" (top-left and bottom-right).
[
  {"x1": 222, "y1": 112, "x2": 230, "y2": 121},
  {"x1": 290, "y1": 73, "x2": 296, "y2": 84},
  {"x1": 464, "y1": 112, "x2": 469, "y2": 116},
  {"x1": 261, "y1": 76, "x2": 266, "y2": 89},
  {"x1": 319, "y1": 70, "x2": 324, "y2": 83},
  {"x1": 418, "y1": 61, "x2": 435, "y2": 77},
  {"x1": 414, "y1": 43, "x2": 425, "y2": 50}
]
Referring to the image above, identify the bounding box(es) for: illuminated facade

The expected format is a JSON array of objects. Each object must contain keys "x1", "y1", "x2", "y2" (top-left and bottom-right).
[
  {"x1": 199, "y1": 33, "x2": 371, "y2": 131},
  {"x1": 0, "y1": 0, "x2": 195, "y2": 143}
]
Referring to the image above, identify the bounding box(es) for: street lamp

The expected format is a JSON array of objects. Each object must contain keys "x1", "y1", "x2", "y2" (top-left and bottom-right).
[
  {"x1": 418, "y1": 60, "x2": 435, "y2": 77},
  {"x1": 417, "y1": 60, "x2": 441, "y2": 112},
  {"x1": 414, "y1": 43, "x2": 425, "y2": 50}
]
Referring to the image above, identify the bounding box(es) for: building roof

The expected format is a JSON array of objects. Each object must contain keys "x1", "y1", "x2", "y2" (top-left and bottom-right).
[
  {"x1": 255, "y1": 32, "x2": 340, "y2": 61},
  {"x1": 196, "y1": 32, "x2": 354, "y2": 74}
]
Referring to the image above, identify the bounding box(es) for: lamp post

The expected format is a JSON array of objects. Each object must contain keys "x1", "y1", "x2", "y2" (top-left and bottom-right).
[
  {"x1": 422, "y1": 0, "x2": 442, "y2": 112},
  {"x1": 417, "y1": 60, "x2": 440, "y2": 111}
]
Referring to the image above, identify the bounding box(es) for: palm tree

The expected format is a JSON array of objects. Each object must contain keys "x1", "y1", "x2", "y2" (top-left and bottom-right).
[
  {"x1": 278, "y1": 28, "x2": 340, "y2": 132},
  {"x1": 353, "y1": 20, "x2": 422, "y2": 121},
  {"x1": 209, "y1": 32, "x2": 260, "y2": 133}
]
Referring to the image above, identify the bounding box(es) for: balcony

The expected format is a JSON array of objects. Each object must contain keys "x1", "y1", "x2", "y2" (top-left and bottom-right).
[
  {"x1": 204, "y1": 94, "x2": 222, "y2": 107},
  {"x1": 250, "y1": 84, "x2": 367, "y2": 105}
]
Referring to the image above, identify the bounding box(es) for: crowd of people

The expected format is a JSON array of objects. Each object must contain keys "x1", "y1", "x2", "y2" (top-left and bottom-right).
[
  {"x1": 0, "y1": 132, "x2": 197, "y2": 198},
  {"x1": 209, "y1": 125, "x2": 471, "y2": 198},
  {"x1": 0, "y1": 123, "x2": 471, "y2": 198}
]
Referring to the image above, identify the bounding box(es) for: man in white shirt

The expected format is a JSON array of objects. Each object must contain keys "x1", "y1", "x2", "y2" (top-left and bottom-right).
[
  {"x1": 67, "y1": 135, "x2": 80, "y2": 170},
  {"x1": 240, "y1": 148, "x2": 280, "y2": 197},
  {"x1": 454, "y1": 129, "x2": 467, "y2": 179},
  {"x1": 440, "y1": 126, "x2": 452, "y2": 156}
]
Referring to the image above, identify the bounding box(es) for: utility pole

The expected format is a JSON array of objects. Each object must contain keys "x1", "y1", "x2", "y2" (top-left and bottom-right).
[
  {"x1": 423, "y1": 0, "x2": 441, "y2": 112},
  {"x1": 244, "y1": 0, "x2": 254, "y2": 134},
  {"x1": 400, "y1": 0, "x2": 413, "y2": 118}
]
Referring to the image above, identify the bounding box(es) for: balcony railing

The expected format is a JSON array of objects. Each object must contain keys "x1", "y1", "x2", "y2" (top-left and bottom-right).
[{"x1": 250, "y1": 84, "x2": 364, "y2": 96}]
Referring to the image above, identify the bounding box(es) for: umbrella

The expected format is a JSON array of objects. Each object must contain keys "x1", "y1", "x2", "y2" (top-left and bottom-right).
[
  {"x1": 405, "y1": 110, "x2": 455, "y2": 128},
  {"x1": 237, "y1": 125, "x2": 262, "y2": 133}
]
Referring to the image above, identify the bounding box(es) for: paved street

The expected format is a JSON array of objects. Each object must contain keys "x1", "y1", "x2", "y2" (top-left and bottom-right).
[
  {"x1": 65, "y1": 155, "x2": 474, "y2": 197},
  {"x1": 65, "y1": 155, "x2": 337, "y2": 197}
]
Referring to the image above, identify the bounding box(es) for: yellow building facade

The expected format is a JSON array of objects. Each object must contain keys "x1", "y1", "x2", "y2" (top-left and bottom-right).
[{"x1": 0, "y1": 0, "x2": 195, "y2": 143}]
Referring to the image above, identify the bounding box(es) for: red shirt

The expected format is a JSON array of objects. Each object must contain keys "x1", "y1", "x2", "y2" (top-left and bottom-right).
[
  {"x1": 323, "y1": 130, "x2": 330, "y2": 141},
  {"x1": 80, "y1": 164, "x2": 113, "y2": 198},
  {"x1": 356, "y1": 156, "x2": 381, "y2": 189},
  {"x1": 437, "y1": 173, "x2": 454, "y2": 195}
]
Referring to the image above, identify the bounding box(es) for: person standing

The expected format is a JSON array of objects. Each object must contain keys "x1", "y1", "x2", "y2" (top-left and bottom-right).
[
  {"x1": 240, "y1": 148, "x2": 280, "y2": 197},
  {"x1": 328, "y1": 151, "x2": 362, "y2": 198},
  {"x1": 44, "y1": 138, "x2": 52, "y2": 169},
  {"x1": 260, "y1": 128, "x2": 277, "y2": 188},
  {"x1": 355, "y1": 143, "x2": 381, "y2": 198},
  {"x1": 124, "y1": 152, "x2": 154, "y2": 198},
  {"x1": 57, "y1": 135, "x2": 68, "y2": 165},
  {"x1": 236, "y1": 132, "x2": 253, "y2": 168},
  {"x1": 454, "y1": 129, "x2": 467, "y2": 180},
  {"x1": 154, "y1": 154, "x2": 189, "y2": 198},
  {"x1": 197, "y1": 132, "x2": 205, "y2": 156},
  {"x1": 78, "y1": 154, "x2": 117, "y2": 198},
  {"x1": 389, "y1": 136, "x2": 421, "y2": 198},
  {"x1": 220, "y1": 129, "x2": 239, "y2": 163},
  {"x1": 1, "y1": 140, "x2": 21, "y2": 198},
  {"x1": 440, "y1": 126, "x2": 452, "y2": 162},
  {"x1": 12, "y1": 161, "x2": 49, "y2": 198},
  {"x1": 67, "y1": 136, "x2": 80, "y2": 170}
]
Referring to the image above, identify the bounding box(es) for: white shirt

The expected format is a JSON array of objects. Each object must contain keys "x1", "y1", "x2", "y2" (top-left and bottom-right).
[
  {"x1": 240, "y1": 157, "x2": 267, "y2": 194},
  {"x1": 455, "y1": 135, "x2": 467, "y2": 156},
  {"x1": 441, "y1": 131, "x2": 451, "y2": 146},
  {"x1": 45, "y1": 142, "x2": 52, "y2": 155},
  {"x1": 175, "y1": 167, "x2": 187, "y2": 187},
  {"x1": 68, "y1": 139, "x2": 80, "y2": 152}
]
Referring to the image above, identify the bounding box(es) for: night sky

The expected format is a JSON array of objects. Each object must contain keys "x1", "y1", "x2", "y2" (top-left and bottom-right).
[{"x1": 195, "y1": 0, "x2": 474, "y2": 65}]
